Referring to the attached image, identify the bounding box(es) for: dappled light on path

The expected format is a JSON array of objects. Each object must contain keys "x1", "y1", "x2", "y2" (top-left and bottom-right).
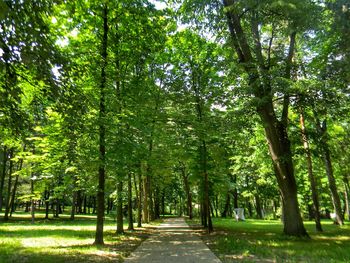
[{"x1": 124, "y1": 217, "x2": 221, "y2": 262}]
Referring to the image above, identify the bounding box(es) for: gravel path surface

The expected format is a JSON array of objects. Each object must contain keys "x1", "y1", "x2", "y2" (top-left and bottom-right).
[{"x1": 124, "y1": 217, "x2": 221, "y2": 263}]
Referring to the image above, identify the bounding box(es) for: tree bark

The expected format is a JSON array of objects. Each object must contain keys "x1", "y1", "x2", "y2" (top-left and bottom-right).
[
  {"x1": 221, "y1": 192, "x2": 230, "y2": 217},
  {"x1": 4, "y1": 152, "x2": 13, "y2": 221},
  {"x1": 314, "y1": 117, "x2": 344, "y2": 225},
  {"x1": 143, "y1": 172, "x2": 149, "y2": 223},
  {"x1": 0, "y1": 147, "x2": 7, "y2": 212},
  {"x1": 233, "y1": 175, "x2": 238, "y2": 209},
  {"x1": 180, "y1": 163, "x2": 193, "y2": 219},
  {"x1": 9, "y1": 155, "x2": 23, "y2": 217},
  {"x1": 127, "y1": 173, "x2": 134, "y2": 230},
  {"x1": 223, "y1": 0, "x2": 307, "y2": 236},
  {"x1": 94, "y1": 4, "x2": 108, "y2": 245},
  {"x1": 137, "y1": 172, "x2": 142, "y2": 227},
  {"x1": 343, "y1": 176, "x2": 350, "y2": 221},
  {"x1": 44, "y1": 190, "x2": 50, "y2": 219},
  {"x1": 70, "y1": 178, "x2": 77, "y2": 220},
  {"x1": 116, "y1": 180, "x2": 124, "y2": 234},
  {"x1": 255, "y1": 194, "x2": 263, "y2": 219},
  {"x1": 299, "y1": 110, "x2": 322, "y2": 231},
  {"x1": 31, "y1": 174, "x2": 35, "y2": 224}
]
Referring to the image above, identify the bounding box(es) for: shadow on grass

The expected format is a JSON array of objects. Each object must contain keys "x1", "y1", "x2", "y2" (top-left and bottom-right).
[{"x1": 192, "y1": 218, "x2": 350, "y2": 263}]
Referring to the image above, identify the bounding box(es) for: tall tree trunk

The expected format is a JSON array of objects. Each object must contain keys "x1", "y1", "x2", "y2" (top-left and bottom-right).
[
  {"x1": 180, "y1": 163, "x2": 193, "y2": 219},
  {"x1": 314, "y1": 117, "x2": 344, "y2": 225},
  {"x1": 143, "y1": 173, "x2": 149, "y2": 223},
  {"x1": 255, "y1": 194, "x2": 263, "y2": 219},
  {"x1": 44, "y1": 190, "x2": 50, "y2": 219},
  {"x1": 94, "y1": 4, "x2": 108, "y2": 245},
  {"x1": 127, "y1": 173, "x2": 134, "y2": 231},
  {"x1": 116, "y1": 180, "x2": 124, "y2": 234},
  {"x1": 154, "y1": 186, "x2": 160, "y2": 219},
  {"x1": 223, "y1": 0, "x2": 307, "y2": 237},
  {"x1": 9, "y1": 156, "x2": 23, "y2": 217},
  {"x1": 4, "y1": 152, "x2": 13, "y2": 221},
  {"x1": 161, "y1": 190, "x2": 165, "y2": 216},
  {"x1": 343, "y1": 176, "x2": 350, "y2": 221},
  {"x1": 257, "y1": 102, "x2": 307, "y2": 236},
  {"x1": 9, "y1": 173, "x2": 19, "y2": 217},
  {"x1": 70, "y1": 176, "x2": 77, "y2": 220},
  {"x1": 83, "y1": 194, "x2": 87, "y2": 214},
  {"x1": 202, "y1": 141, "x2": 213, "y2": 232},
  {"x1": 137, "y1": 172, "x2": 142, "y2": 227},
  {"x1": 31, "y1": 175, "x2": 35, "y2": 224},
  {"x1": 71, "y1": 190, "x2": 77, "y2": 220},
  {"x1": 221, "y1": 192, "x2": 230, "y2": 217},
  {"x1": 299, "y1": 110, "x2": 322, "y2": 231},
  {"x1": 233, "y1": 175, "x2": 238, "y2": 209},
  {"x1": 0, "y1": 147, "x2": 7, "y2": 212},
  {"x1": 149, "y1": 183, "x2": 155, "y2": 221}
]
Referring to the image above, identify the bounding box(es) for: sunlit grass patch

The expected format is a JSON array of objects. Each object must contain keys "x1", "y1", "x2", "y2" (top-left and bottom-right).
[
  {"x1": 189, "y1": 218, "x2": 350, "y2": 263},
  {"x1": 0, "y1": 212, "x2": 150, "y2": 263}
]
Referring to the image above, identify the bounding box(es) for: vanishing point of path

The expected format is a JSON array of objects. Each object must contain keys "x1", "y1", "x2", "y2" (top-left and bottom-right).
[{"x1": 124, "y1": 217, "x2": 222, "y2": 263}]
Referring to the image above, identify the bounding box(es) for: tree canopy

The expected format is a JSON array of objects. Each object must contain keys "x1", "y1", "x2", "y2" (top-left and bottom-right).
[{"x1": 1, "y1": 0, "x2": 350, "y2": 241}]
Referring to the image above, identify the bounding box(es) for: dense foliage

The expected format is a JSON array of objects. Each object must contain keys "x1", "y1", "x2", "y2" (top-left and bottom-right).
[{"x1": 1, "y1": 0, "x2": 349, "y2": 241}]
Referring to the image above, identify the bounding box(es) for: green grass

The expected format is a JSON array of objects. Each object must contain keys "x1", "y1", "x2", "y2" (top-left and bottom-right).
[
  {"x1": 0, "y1": 211, "x2": 153, "y2": 263},
  {"x1": 189, "y1": 218, "x2": 350, "y2": 263}
]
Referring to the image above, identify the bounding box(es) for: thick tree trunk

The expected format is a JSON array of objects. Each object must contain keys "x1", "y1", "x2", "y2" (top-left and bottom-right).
[
  {"x1": 116, "y1": 180, "x2": 124, "y2": 234},
  {"x1": 258, "y1": 104, "x2": 307, "y2": 236},
  {"x1": 127, "y1": 173, "x2": 134, "y2": 231},
  {"x1": 94, "y1": 5, "x2": 108, "y2": 245},
  {"x1": 299, "y1": 111, "x2": 322, "y2": 231},
  {"x1": 223, "y1": 0, "x2": 307, "y2": 237}
]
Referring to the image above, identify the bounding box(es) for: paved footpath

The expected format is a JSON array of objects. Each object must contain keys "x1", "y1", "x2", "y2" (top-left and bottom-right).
[{"x1": 124, "y1": 217, "x2": 222, "y2": 263}]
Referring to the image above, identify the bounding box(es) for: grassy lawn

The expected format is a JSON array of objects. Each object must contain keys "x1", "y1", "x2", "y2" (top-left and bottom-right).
[
  {"x1": 188, "y1": 218, "x2": 350, "y2": 263},
  {"x1": 0, "y1": 212, "x2": 156, "y2": 263}
]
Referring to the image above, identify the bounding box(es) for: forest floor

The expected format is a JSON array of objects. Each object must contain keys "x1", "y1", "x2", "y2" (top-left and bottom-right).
[
  {"x1": 187, "y1": 218, "x2": 350, "y2": 263},
  {"x1": 0, "y1": 211, "x2": 159, "y2": 263}
]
